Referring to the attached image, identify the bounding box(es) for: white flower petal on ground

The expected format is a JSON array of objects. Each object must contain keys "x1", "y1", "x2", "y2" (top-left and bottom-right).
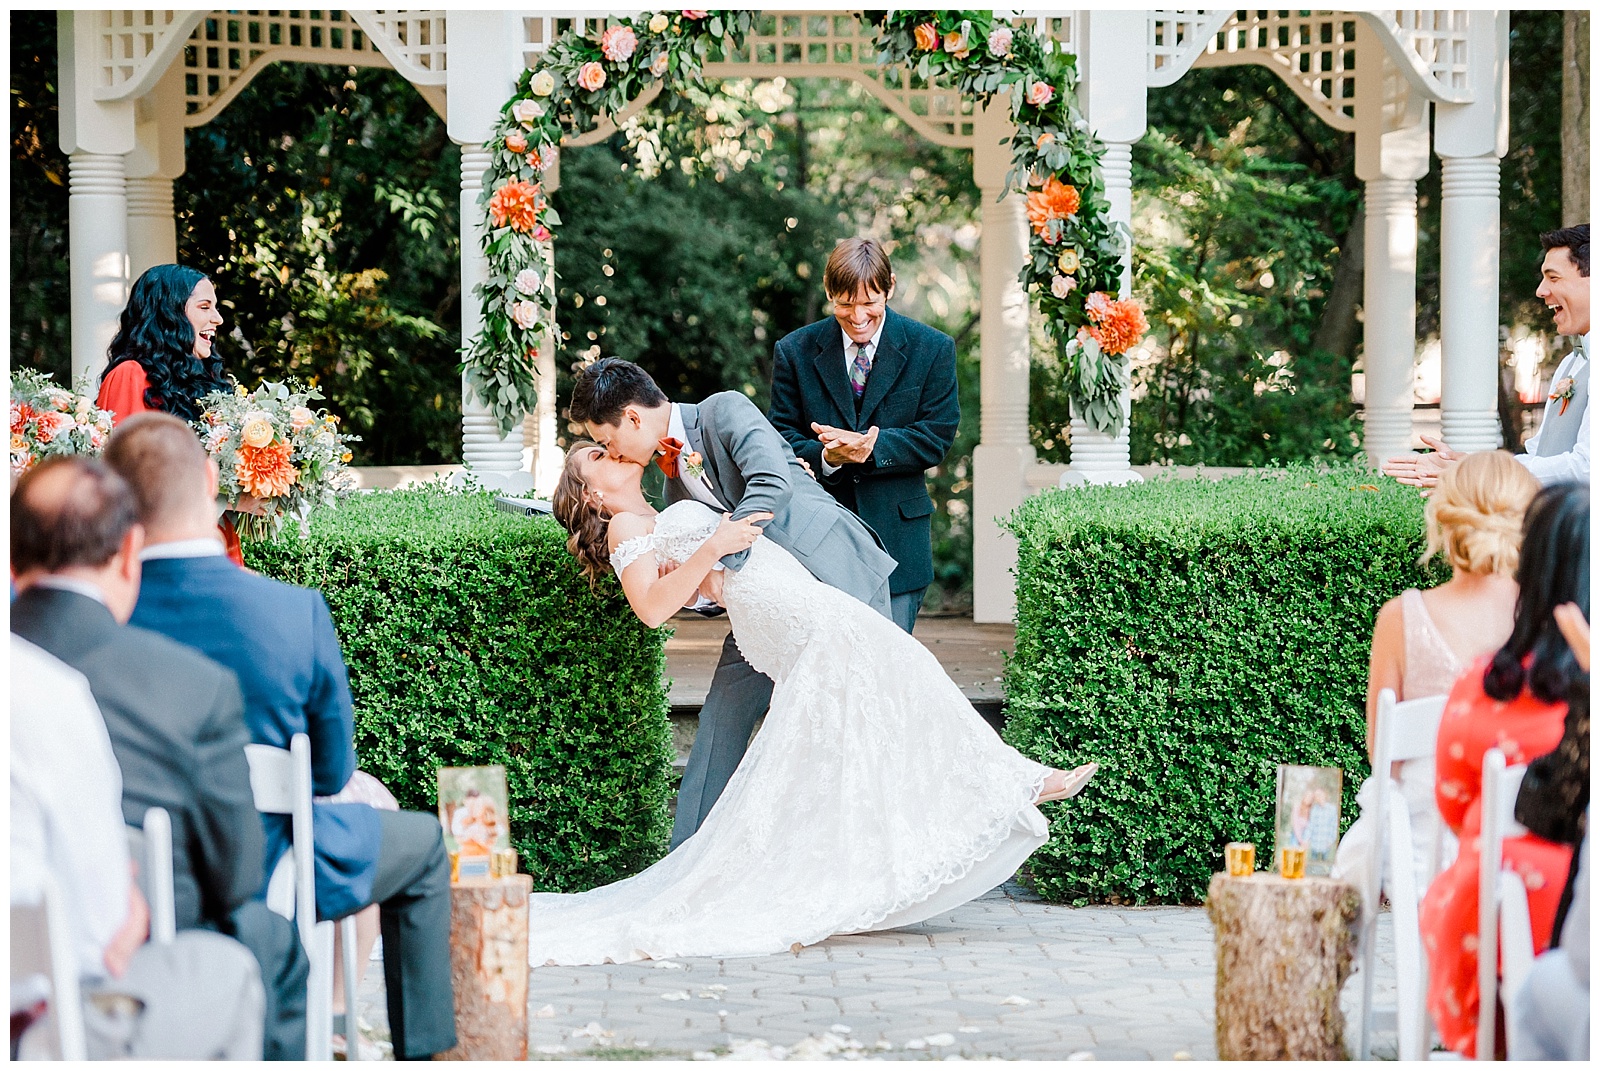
[
  {"x1": 1000, "y1": 995, "x2": 1031, "y2": 1006},
  {"x1": 571, "y1": 1021, "x2": 612, "y2": 1039},
  {"x1": 661, "y1": 990, "x2": 692, "y2": 1001},
  {"x1": 533, "y1": 1003, "x2": 555, "y2": 1018},
  {"x1": 904, "y1": 1038, "x2": 927, "y2": 1050},
  {"x1": 535, "y1": 1044, "x2": 568, "y2": 1055},
  {"x1": 652, "y1": 959, "x2": 687, "y2": 969},
  {"x1": 926, "y1": 1033, "x2": 956, "y2": 1046},
  {"x1": 958, "y1": 1026, "x2": 982, "y2": 1034},
  {"x1": 829, "y1": 1024, "x2": 852, "y2": 1034},
  {"x1": 1067, "y1": 1051, "x2": 1096, "y2": 1061}
]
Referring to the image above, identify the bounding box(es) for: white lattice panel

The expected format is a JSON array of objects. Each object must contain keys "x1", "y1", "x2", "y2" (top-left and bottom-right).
[
  {"x1": 1385, "y1": 9, "x2": 1472, "y2": 101},
  {"x1": 1192, "y1": 11, "x2": 1360, "y2": 131},
  {"x1": 353, "y1": 11, "x2": 448, "y2": 85},
  {"x1": 92, "y1": 10, "x2": 205, "y2": 99},
  {"x1": 182, "y1": 10, "x2": 390, "y2": 126},
  {"x1": 1146, "y1": 10, "x2": 1231, "y2": 88}
]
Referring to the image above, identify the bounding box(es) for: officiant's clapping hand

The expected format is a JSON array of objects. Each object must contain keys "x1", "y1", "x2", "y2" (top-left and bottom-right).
[
  {"x1": 812, "y1": 422, "x2": 879, "y2": 466},
  {"x1": 1381, "y1": 434, "x2": 1464, "y2": 492}
]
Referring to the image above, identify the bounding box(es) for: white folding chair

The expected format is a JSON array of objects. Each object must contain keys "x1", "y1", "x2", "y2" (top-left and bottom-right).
[
  {"x1": 245, "y1": 734, "x2": 363, "y2": 1062},
  {"x1": 126, "y1": 806, "x2": 177, "y2": 946},
  {"x1": 1477, "y1": 747, "x2": 1534, "y2": 1062},
  {"x1": 1356, "y1": 690, "x2": 1449, "y2": 1061},
  {"x1": 10, "y1": 874, "x2": 88, "y2": 1061}
]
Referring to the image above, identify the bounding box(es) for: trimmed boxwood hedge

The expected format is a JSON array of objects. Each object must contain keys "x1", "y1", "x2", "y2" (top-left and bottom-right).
[
  {"x1": 244, "y1": 487, "x2": 673, "y2": 892},
  {"x1": 1003, "y1": 467, "x2": 1446, "y2": 905}
]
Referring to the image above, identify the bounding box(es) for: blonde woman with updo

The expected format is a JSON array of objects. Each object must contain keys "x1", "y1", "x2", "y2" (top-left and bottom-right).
[{"x1": 1334, "y1": 450, "x2": 1540, "y2": 897}]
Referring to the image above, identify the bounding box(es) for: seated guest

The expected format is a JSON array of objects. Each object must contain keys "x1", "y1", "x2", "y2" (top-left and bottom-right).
[
  {"x1": 104, "y1": 412, "x2": 457, "y2": 1060},
  {"x1": 1512, "y1": 811, "x2": 1589, "y2": 1061},
  {"x1": 1335, "y1": 451, "x2": 1539, "y2": 898},
  {"x1": 1420, "y1": 481, "x2": 1589, "y2": 1057},
  {"x1": 11, "y1": 634, "x2": 264, "y2": 1059},
  {"x1": 9, "y1": 456, "x2": 308, "y2": 1060}
]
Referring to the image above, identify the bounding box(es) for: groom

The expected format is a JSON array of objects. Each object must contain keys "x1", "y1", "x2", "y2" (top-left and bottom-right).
[{"x1": 570, "y1": 358, "x2": 897, "y2": 848}]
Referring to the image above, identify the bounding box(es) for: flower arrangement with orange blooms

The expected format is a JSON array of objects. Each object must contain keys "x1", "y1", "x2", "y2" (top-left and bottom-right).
[
  {"x1": 487, "y1": 180, "x2": 545, "y2": 233},
  {"x1": 1025, "y1": 176, "x2": 1082, "y2": 243},
  {"x1": 875, "y1": 11, "x2": 1150, "y2": 434},
  {"x1": 9, "y1": 369, "x2": 115, "y2": 477},
  {"x1": 194, "y1": 381, "x2": 359, "y2": 540},
  {"x1": 467, "y1": 10, "x2": 757, "y2": 437},
  {"x1": 470, "y1": 9, "x2": 1149, "y2": 438}
]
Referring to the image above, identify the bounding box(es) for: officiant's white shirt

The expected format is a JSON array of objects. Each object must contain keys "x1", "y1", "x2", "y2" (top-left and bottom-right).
[
  {"x1": 1518, "y1": 331, "x2": 1590, "y2": 485},
  {"x1": 820, "y1": 318, "x2": 888, "y2": 477}
]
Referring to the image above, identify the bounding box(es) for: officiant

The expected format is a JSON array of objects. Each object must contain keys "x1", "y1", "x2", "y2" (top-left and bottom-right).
[{"x1": 768, "y1": 238, "x2": 961, "y2": 632}]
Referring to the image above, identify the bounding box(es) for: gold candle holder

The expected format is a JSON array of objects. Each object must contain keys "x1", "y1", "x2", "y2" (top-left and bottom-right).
[
  {"x1": 1225, "y1": 842, "x2": 1256, "y2": 877},
  {"x1": 490, "y1": 848, "x2": 519, "y2": 879},
  {"x1": 1279, "y1": 845, "x2": 1307, "y2": 880}
]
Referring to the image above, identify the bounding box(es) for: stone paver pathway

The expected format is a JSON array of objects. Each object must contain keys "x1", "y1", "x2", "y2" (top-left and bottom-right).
[{"x1": 355, "y1": 879, "x2": 1400, "y2": 1060}]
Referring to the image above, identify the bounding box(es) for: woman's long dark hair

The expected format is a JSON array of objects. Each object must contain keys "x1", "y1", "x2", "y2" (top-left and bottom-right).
[
  {"x1": 101, "y1": 264, "x2": 229, "y2": 421},
  {"x1": 1485, "y1": 482, "x2": 1591, "y2": 703}
]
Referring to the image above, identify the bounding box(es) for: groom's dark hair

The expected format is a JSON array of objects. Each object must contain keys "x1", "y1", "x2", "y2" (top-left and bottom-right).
[
  {"x1": 569, "y1": 358, "x2": 668, "y2": 426},
  {"x1": 1540, "y1": 224, "x2": 1589, "y2": 276}
]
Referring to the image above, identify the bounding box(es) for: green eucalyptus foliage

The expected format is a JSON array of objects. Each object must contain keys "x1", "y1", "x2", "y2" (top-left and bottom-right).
[
  {"x1": 243, "y1": 487, "x2": 674, "y2": 891},
  {"x1": 1002, "y1": 467, "x2": 1447, "y2": 904}
]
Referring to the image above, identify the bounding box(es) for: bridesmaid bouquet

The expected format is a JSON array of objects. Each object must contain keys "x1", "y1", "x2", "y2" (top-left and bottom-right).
[
  {"x1": 194, "y1": 381, "x2": 359, "y2": 540},
  {"x1": 9, "y1": 369, "x2": 114, "y2": 477}
]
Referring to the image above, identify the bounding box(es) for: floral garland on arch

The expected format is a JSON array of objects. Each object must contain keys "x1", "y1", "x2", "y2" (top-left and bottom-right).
[{"x1": 467, "y1": 9, "x2": 1147, "y2": 437}]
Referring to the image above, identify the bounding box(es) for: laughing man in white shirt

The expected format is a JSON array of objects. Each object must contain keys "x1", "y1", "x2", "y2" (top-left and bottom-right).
[{"x1": 1385, "y1": 224, "x2": 1590, "y2": 487}]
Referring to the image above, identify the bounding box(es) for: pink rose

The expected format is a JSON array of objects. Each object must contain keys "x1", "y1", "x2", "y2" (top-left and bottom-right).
[
  {"x1": 987, "y1": 26, "x2": 1014, "y2": 57},
  {"x1": 89, "y1": 426, "x2": 106, "y2": 450},
  {"x1": 600, "y1": 25, "x2": 637, "y2": 63},
  {"x1": 577, "y1": 61, "x2": 607, "y2": 92},
  {"x1": 913, "y1": 23, "x2": 938, "y2": 51},
  {"x1": 532, "y1": 224, "x2": 552, "y2": 243},
  {"x1": 510, "y1": 300, "x2": 540, "y2": 330},
  {"x1": 1050, "y1": 274, "x2": 1077, "y2": 300},
  {"x1": 1027, "y1": 81, "x2": 1055, "y2": 107},
  {"x1": 943, "y1": 31, "x2": 970, "y2": 59},
  {"x1": 650, "y1": 51, "x2": 670, "y2": 77},
  {"x1": 506, "y1": 131, "x2": 528, "y2": 154},
  {"x1": 681, "y1": 10, "x2": 708, "y2": 19}
]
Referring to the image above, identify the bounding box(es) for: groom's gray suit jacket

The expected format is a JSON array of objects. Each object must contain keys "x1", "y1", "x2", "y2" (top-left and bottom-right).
[
  {"x1": 667, "y1": 392, "x2": 896, "y2": 614},
  {"x1": 665, "y1": 392, "x2": 895, "y2": 850}
]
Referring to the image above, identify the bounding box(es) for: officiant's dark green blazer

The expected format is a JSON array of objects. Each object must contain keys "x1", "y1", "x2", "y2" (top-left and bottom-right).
[{"x1": 768, "y1": 308, "x2": 960, "y2": 595}]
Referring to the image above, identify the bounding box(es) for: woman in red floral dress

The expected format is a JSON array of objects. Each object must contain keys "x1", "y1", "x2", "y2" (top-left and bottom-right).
[
  {"x1": 96, "y1": 265, "x2": 257, "y2": 564},
  {"x1": 1420, "y1": 482, "x2": 1589, "y2": 1056}
]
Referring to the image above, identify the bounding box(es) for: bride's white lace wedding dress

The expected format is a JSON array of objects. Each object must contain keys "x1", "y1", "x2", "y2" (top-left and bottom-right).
[{"x1": 527, "y1": 500, "x2": 1053, "y2": 965}]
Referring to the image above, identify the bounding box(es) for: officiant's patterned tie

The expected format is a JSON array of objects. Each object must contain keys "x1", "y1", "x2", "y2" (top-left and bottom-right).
[{"x1": 849, "y1": 341, "x2": 873, "y2": 398}]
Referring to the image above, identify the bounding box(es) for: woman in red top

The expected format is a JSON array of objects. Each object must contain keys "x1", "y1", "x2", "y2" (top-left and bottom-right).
[
  {"x1": 1420, "y1": 482, "x2": 1589, "y2": 1056},
  {"x1": 97, "y1": 265, "x2": 254, "y2": 564}
]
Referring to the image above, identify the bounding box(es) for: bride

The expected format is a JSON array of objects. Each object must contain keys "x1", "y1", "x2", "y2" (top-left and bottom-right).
[{"x1": 534, "y1": 442, "x2": 1097, "y2": 966}]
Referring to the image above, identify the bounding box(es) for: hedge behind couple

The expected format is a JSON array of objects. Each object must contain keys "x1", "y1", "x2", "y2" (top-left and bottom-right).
[{"x1": 531, "y1": 240, "x2": 1096, "y2": 966}]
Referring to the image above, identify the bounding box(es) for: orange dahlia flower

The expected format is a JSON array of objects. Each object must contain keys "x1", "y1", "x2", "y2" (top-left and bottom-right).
[
  {"x1": 1085, "y1": 295, "x2": 1150, "y2": 356},
  {"x1": 488, "y1": 180, "x2": 544, "y2": 233},
  {"x1": 236, "y1": 440, "x2": 298, "y2": 499},
  {"x1": 1025, "y1": 176, "x2": 1081, "y2": 239}
]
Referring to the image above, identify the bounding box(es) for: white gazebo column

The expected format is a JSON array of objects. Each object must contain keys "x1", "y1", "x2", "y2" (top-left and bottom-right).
[
  {"x1": 971, "y1": 92, "x2": 1034, "y2": 624},
  {"x1": 126, "y1": 60, "x2": 187, "y2": 276},
  {"x1": 448, "y1": 12, "x2": 530, "y2": 491},
  {"x1": 59, "y1": 12, "x2": 135, "y2": 383},
  {"x1": 1354, "y1": 48, "x2": 1431, "y2": 466},
  {"x1": 526, "y1": 153, "x2": 562, "y2": 496},
  {"x1": 1435, "y1": 11, "x2": 1510, "y2": 453},
  {"x1": 1065, "y1": 9, "x2": 1146, "y2": 484}
]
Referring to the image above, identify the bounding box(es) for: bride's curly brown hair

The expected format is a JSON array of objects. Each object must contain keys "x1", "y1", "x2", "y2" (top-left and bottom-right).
[{"x1": 551, "y1": 441, "x2": 614, "y2": 585}]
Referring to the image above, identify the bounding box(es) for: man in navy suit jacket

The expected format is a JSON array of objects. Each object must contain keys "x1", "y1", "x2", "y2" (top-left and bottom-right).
[
  {"x1": 106, "y1": 413, "x2": 457, "y2": 1060},
  {"x1": 768, "y1": 237, "x2": 961, "y2": 632}
]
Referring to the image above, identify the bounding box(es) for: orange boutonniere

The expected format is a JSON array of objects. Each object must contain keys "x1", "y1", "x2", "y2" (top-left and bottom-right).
[
  {"x1": 1550, "y1": 376, "x2": 1576, "y2": 415},
  {"x1": 681, "y1": 450, "x2": 705, "y2": 481}
]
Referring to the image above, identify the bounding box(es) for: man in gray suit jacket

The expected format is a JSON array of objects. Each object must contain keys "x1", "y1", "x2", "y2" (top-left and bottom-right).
[
  {"x1": 570, "y1": 358, "x2": 897, "y2": 847},
  {"x1": 11, "y1": 457, "x2": 308, "y2": 1060}
]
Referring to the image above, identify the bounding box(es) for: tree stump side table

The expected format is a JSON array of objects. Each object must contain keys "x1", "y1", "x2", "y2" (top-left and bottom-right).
[
  {"x1": 1206, "y1": 871, "x2": 1362, "y2": 1060},
  {"x1": 435, "y1": 875, "x2": 533, "y2": 1061}
]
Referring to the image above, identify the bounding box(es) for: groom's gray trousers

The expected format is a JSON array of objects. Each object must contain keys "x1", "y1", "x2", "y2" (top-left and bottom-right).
[{"x1": 669, "y1": 580, "x2": 892, "y2": 850}]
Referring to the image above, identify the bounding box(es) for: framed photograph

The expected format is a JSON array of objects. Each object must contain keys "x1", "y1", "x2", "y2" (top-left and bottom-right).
[
  {"x1": 438, "y1": 765, "x2": 511, "y2": 882},
  {"x1": 1274, "y1": 764, "x2": 1343, "y2": 878}
]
